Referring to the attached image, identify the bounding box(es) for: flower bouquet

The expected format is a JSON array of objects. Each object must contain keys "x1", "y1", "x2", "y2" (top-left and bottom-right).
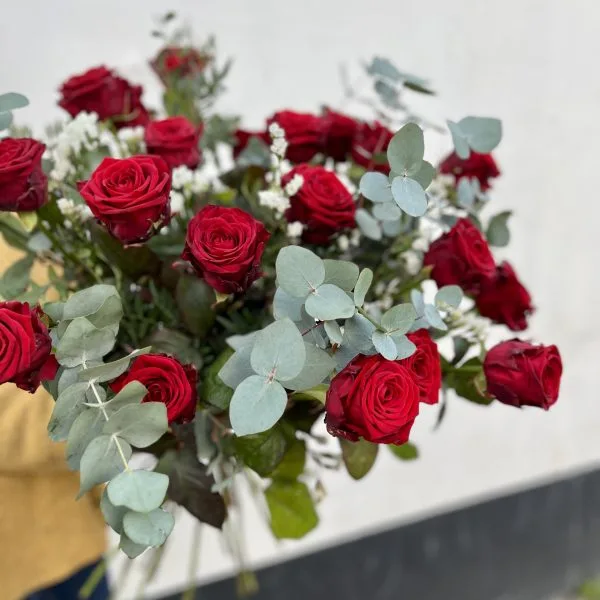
[{"x1": 0, "y1": 12, "x2": 562, "y2": 572}]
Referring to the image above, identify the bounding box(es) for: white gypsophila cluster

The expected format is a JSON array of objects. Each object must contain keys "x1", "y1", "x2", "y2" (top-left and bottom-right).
[
  {"x1": 268, "y1": 122, "x2": 287, "y2": 159},
  {"x1": 286, "y1": 221, "x2": 304, "y2": 239},
  {"x1": 117, "y1": 126, "x2": 145, "y2": 144},
  {"x1": 337, "y1": 229, "x2": 361, "y2": 252},
  {"x1": 258, "y1": 189, "x2": 290, "y2": 216},
  {"x1": 284, "y1": 173, "x2": 304, "y2": 196},
  {"x1": 172, "y1": 162, "x2": 225, "y2": 197},
  {"x1": 169, "y1": 190, "x2": 185, "y2": 214},
  {"x1": 49, "y1": 112, "x2": 101, "y2": 181},
  {"x1": 333, "y1": 162, "x2": 357, "y2": 195},
  {"x1": 56, "y1": 197, "x2": 93, "y2": 226},
  {"x1": 427, "y1": 173, "x2": 455, "y2": 198}
]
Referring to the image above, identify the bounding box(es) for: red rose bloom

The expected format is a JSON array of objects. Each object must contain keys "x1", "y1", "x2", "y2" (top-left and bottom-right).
[
  {"x1": 182, "y1": 205, "x2": 270, "y2": 294},
  {"x1": 483, "y1": 340, "x2": 562, "y2": 410},
  {"x1": 78, "y1": 155, "x2": 171, "y2": 244},
  {"x1": 321, "y1": 108, "x2": 359, "y2": 162},
  {"x1": 58, "y1": 66, "x2": 149, "y2": 128},
  {"x1": 0, "y1": 138, "x2": 48, "y2": 212},
  {"x1": 403, "y1": 330, "x2": 442, "y2": 405},
  {"x1": 267, "y1": 111, "x2": 325, "y2": 163},
  {"x1": 232, "y1": 129, "x2": 270, "y2": 159},
  {"x1": 144, "y1": 116, "x2": 202, "y2": 170},
  {"x1": 282, "y1": 165, "x2": 356, "y2": 244},
  {"x1": 150, "y1": 46, "x2": 211, "y2": 85},
  {"x1": 325, "y1": 353, "x2": 420, "y2": 445},
  {"x1": 423, "y1": 218, "x2": 496, "y2": 294},
  {"x1": 475, "y1": 262, "x2": 533, "y2": 331},
  {"x1": 351, "y1": 121, "x2": 394, "y2": 173},
  {"x1": 110, "y1": 354, "x2": 197, "y2": 423},
  {"x1": 439, "y1": 151, "x2": 500, "y2": 191},
  {"x1": 0, "y1": 302, "x2": 58, "y2": 393}
]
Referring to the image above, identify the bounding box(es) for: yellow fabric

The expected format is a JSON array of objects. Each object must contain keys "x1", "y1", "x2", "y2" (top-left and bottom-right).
[{"x1": 0, "y1": 243, "x2": 107, "y2": 600}]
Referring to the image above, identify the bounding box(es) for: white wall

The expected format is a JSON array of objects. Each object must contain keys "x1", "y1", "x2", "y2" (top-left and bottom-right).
[{"x1": 2, "y1": 1, "x2": 599, "y2": 597}]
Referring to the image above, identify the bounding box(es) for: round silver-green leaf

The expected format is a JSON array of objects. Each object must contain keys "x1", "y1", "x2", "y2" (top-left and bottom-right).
[
  {"x1": 108, "y1": 470, "x2": 169, "y2": 513},
  {"x1": 386, "y1": 122, "x2": 424, "y2": 176},
  {"x1": 359, "y1": 172, "x2": 393, "y2": 203},
  {"x1": 123, "y1": 508, "x2": 174, "y2": 547},
  {"x1": 391, "y1": 176, "x2": 428, "y2": 217},
  {"x1": 305, "y1": 284, "x2": 356, "y2": 322},
  {"x1": 275, "y1": 246, "x2": 325, "y2": 298}
]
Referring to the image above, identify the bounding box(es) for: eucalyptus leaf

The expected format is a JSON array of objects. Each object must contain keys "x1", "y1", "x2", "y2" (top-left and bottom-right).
[
  {"x1": 413, "y1": 160, "x2": 436, "y2": 189},
  {"x1": 273, "y1": 288, "x2": 304, "y2": 321},
  {"x1": 323, "y1": 260, "x2": 360, "y2": 291},
  {"x1": 218, "y1": 342, "x2": 255, "y2": 390},
  {"x1": 372, "y1": 202, "x2": 402, "y2": 221},
  {"x1": 229, "y1": 375, "x2": 288, "y2": 436},
  {"x1": 0, "y1": 92, "x2": 29, "y2": 112},
  {"x1": 108, "y1": 470, "x2": 169, "y2": 512},
  {"x1": 66, "y1": 408, "x2": 104, "y2": 470},
  {"x1": 340, "y1": 438, "x2": 379, "y2": 480},
  {"x1": 382, "y1": 219, "x2": 403, "y2": 237},
  {"x1": 0, "y1": 111, "x2": 13, "y2": 130},
  {"x1": 391, "y1": 176, "x2": 427, "y2": 217},
  {"x1": 354, "y1": 268, "x2": 373, "y2": 307},
  {"x1": 123, "y1": 508, "x2": 175, "y2": 547},
  {"x1": 486, "y1": 211, "x2": 512, "y2": 247},
  {"x1": 324, "y1": 320, "x2": 343, "y2": 345},
  {"x1": 48, "y1": 382, "x2": 90, "y2": 441},
  {"x1": 374, "y1": 79, "x2": 401, "y2": 109},
  {"x1": 424, "y1": 304, "x2": 448, "y2": 331},
  {"x1": 78, "y1": 348, "x2": 151, "y2": 382},
  {"x1": 275, "y1": 246, "x2": 325, "y2": 298},
  {"x1": 0, "y1": 254, "x2": 33, "y2": 299},
  {"x1": 265, "y1": 480, "x2": 318, "y2": 540},
  {"x1": 410, "y1": 289, "x2": 425, "y2": 315},
  {"x1": 435, "y1": 285, "x2": 463, "y2": 309},
  {"x1": 372, "y1": 331, "x2": 397, "y2": 360},
  {"x1": 359, "y1": 172, "x2": 393, "y2": 203},
  {"x1": 458, "y1": 116, "x2": 502, "y2": 154},
  {"x1": 344, "y1": 314, "x2": 376, "y2": 352},
  {"x1": 381, "y1": 303, "x2": 416, "y2": 334},
  {"x1": 305, "y1": 284, "x2": 355, "y2": 321},
  {"x1": 119, "y1": 534, "x2": 148, "y2": 558},
  {"x1": 355, "y1": 208, "x2": 382, "y2": 241},
  {"x1": 104, "y1": 381, "x2": 148, "y2": 416},
  {"x1": 56, "y1": 317, "x2": 116, "y2": 368},
  {"x1": 387, "y1": 122, "x2": 424, "y2": 176},
  {"x1": 101, "y1": 487, "x2": 129, "y2": 534},
  {"x1": 447, "y1": 120, "x2": 470, "y2": 159},
  {"x1": 457, "y1": 177, "x2": 476, "y2": 209},
  {"x1": 103, "y1": 403, "x2": 168, "y2": 448},
  {"x1": 393, "y1": 335, "x2": 417, "y2": 359},
  {"x1": 63, "y1": 285, "x2": 121, "y2": 323},
  {"x1": 283, "y1": 343, "x2": 336, "y2": 391},
  {"x1": 79, "y1": 434, "x2": 132, "y2": 496}
]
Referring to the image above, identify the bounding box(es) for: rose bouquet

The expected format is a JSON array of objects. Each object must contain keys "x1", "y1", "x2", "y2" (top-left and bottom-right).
[{"x1": 0, "y1": 12, "x2": 562, "y2": 573}]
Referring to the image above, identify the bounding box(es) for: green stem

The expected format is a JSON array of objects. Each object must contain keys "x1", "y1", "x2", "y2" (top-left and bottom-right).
[
  {"x1": 357, "y1": 306, "x2": 383, "y2": 331},
  {"x1": 181, "y1": 522, "x2": 202, "y2": 600},
  {"x1": 78, "y1": 555, "x2": 110, "y2": 599}
]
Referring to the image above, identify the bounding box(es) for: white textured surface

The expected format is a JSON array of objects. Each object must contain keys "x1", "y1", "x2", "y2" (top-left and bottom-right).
[{"x1": 2, "y1": 1, "x2": 599, "y2": 597}]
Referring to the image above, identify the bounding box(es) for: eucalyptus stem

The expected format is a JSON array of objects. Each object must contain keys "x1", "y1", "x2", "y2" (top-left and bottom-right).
[{"x1": 357, "y1": 306, "x2": 382, "y2": 330}]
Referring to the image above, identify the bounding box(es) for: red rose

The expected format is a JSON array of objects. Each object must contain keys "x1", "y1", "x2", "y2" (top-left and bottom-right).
[
  {"x1": 77, "y1": 155, "x2": 171, "y2": 244},
  {"x1": 0, "y1": 302, "x2": 58, "y2": 393},
  {"x1": 475, "y1": 262, "x2": 533, "y2": 331},
  {"x1": 282, "y1": 165, "x2": 356, "y2": 244},
  {"x1": 232, "y1": 129, "x2": 270, "y2": 159},
  {"x1": 144, "y1": 116, "x2": 202, "y2": 170},
  {"x1": 439, "y1": 152, "x2": 500, "y2": 191},
  {"x1": 150, "y1": 47, "x2": 211, "y2": 85},
  {"x1": 267, "y1": 111, "x2": 325, "y2": 163},
  {"x1": 483, "y1": 340, "x2": 562, "y2": 409},
  {"x1": 110, "y1": 354, "x2": 197, "y2": 423},
  {"x1": 351, "y1": 121, "x2": 394, "y2": 173},
  {"x1": 403, "y1": 330, "x2": 442, "y2": 405},
  {"x1": 182, "y1": 205, "x2": 270, "y2": 294},
  {"x1": 58, "y1": 66, "x2": 149, "y2": 128},
  {"x1": 321, "y1": 108, "x2": 359, "y2": 162},
  {"x1": 424, "y1": 218, "x2": 496, "y2": 294},
  {"x1": 0, "y1": 138, "x2": 48, "y2": 211},
  {"x1": 325, "y1": 353, "x2": 420, "y2": 445}
]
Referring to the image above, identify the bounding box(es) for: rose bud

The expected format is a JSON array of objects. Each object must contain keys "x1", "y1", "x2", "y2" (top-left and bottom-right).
[
  {"x1": 182, "y1": 205, "x2": 270, "y2": 294},
  {"x1": 266, "y1": 110, "x2": 325, "y2": 163},
  {"x1": 475, "y1": 262, "x2": 533, "y2": 331},
  {"x1": 150, "y1": 46, "x2": 211, "y2": 85},
  {"x1": 483, "y1": 340, "x2": 562, "y2": 409},
  {"x1": 282, "y1": 165, "x2": 356, "y2": 245},
  {"x1": 325, "y1": 354, "x2": 420, "y2": 445},
  {"x1": 350, "y1": 121, "x2": 394, "y2": 173},
  {"x1": 0, "y1": 138, "x2": 48, "y2": 212},
  {"x1": 77, "y1": 155, "x2": 172, "y2": 244},
  {"x1": 439, "y1": 151, "x2": 500, "y2": 191},
  {"x1": 144, "y1": 116, "x2": 202, "y2": 170},
  {"x1": 321, "y1": 108, "x2": 359, "y2": 162},
  {"x1": 110, "y1": 354, "x2": 197, "y2": 423},
  {"x1": 402, "y1": 330, "x2": 442, "y2": 405},
  {"x1": 58, "y1": 65, "x2": 149, "y2": 128},
  {"x1": 423, "y1": 218, "x2": 496, "y2": 294},
  {"x1": 0, "y1": 302, "x2": 58, "y2": 393}
]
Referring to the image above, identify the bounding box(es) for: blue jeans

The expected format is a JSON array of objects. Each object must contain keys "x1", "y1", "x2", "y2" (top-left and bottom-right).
[{"x1": 26, "y1": 560, "x2": 109, "y2": 600}]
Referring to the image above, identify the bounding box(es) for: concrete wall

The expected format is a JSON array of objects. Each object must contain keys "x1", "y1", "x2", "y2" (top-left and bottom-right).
[{"x1": 1, "y1": 1, "x2": 598, "y2": 597}]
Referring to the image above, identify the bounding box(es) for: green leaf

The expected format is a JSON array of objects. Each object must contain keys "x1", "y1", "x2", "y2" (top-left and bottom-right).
[
  {"x1": 101, "y1": 487, "x2": 128, "y2": 533},
  {"x1": 323, "y1": 260, "x2": 360, "y2": 291},
  {"x1": 283, "y1": 343, "x2": 336, "y2": 391},
  {"x1": 271, "y1": 439, "x2": 306, "y2": 480},
  {"x1": 412, "y1": 160, "x2": 436, "y2": 189},
  {"x1": 47, "y1": 382, "x2": 90, "y2": 441},
  {"x1": 387, "y1": 122, "x2": 425, "y2": 176},
  {"x1": 458, "y1": 116, "x2": 502, "y2": 154},
  {"x1": 0, "y1": 254, "x2": 33, "y2": 299},
  {"x1": 447, "y1": 359, "x2": 491, "y2": 405},
  {"x1": 305, "y1": 284, "x2": 356, "y2": 322},
  {"x1": 344, "y1": 314, "x2": 376, "y2": 352},
  {"x1": 435, "y1": 285, "x2": 463, "y2": 309},
  {"x1": 275, "y1": 246, "x2": 325, "y2": 298},
  {"x1": 265, "y1": 480, "x2": 318, "y2": 539},
  {"x1": 43, "y1": 301, "x2": 64, "y2": 322},
  {"x1": 234, "y1": 425, "x2": 289, "y2": 477},
  {"x1": 78, "y1": 348, "x2": 151, "y2": 383},
  {"x1": 340, "y1": 438, "x2": 379, "y2": 480},
  {"x1": 324, "y1": 320, "x2": 343, "y2": 345},
  {"x1": 452, "y1": 336, "x2": 470, "y2": 365},
  {"x1": 251, "y1": 318, "x2": 306, "y2": 382},
  {"x1": 123, "y1": 508, "x2": 174, "y2": 547},
  {"x1": 66, "y1": 408, "x2": 104, "y2": 470},
  {"x1": 79, "y1": 434, "x2": 132, "y2": 496},
  {"x1": 108, "y1": 470, "x2": 169, "y2": 512},
  {"x1": 290, "y1": 383, "x2": 328, "y2": 404},
  {"x1": 218, "y1": 342, "x2": 255, "y2": 390},
  {"x1": 486, "y1": 211, "x2": 511, "y2": 247},
  {"x1": 229, "y1": 375, "x2": 288, "y2": 436},
  {"x1": 393, "y1": 335, "x2": 417, "y2": 359},
  {"x1": 0, "y1": 92, "x2": 29, "y2": 112},
  {"x1": 354, "y1": 268, "x2": 373, "y2": 307},
  {"x1": 144, "y1": 329, "x2": 202, "y2": 369},
  {"x1": 355, "y1": 208, "x2": 382, "y2": 241},
  {"x1": 119, "y1": 534, "x2": 148, "y2": 558},
  {"x1": 372, "y1": 331, "x2": 397, "y2": 360},
  {"x1": 389, "y1": 442, "x2": 419, "y2": 460},
  {"x1": 103, "y1": 403, "x2": 168, "y2": 448},
  {"x1": 381, "y1": 303, "x2": 416, "y2": 334},
  {"x1": 56, "y1": 318, "x2": 116, "y2": 368},
  {"x1": 447, "y1": 120, "x2": 470, "y2": 159},
  {"x1": 424, "y1": 304, "x2": 448, "y2": 331},
  {"x1": 175, "y1": 275, "x2": 216, "y2": 337},
  {"x1": 104, "y1": 381, "x2": 148, "y2": 416},
  {"x1": 359, "y1": 172, "x2": 393, "y2": 203},
  {"x1": 372, "y1": 202, "x2": 402, "y2": 222},
  {"x1": 391, "y1": 176, "x2": 427, "y2": 217},
  {"x1": 273, "y1": 288, "x2": 304, "y2": 321},
  {"x1": 202, "y1": 349, "x2": 235, "y2": 410}
]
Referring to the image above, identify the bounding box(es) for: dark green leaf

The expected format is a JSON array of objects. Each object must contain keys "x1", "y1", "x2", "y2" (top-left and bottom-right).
[
  {"x1": 234, "y1": 425, "x2": 289, "y2": 477},
  {"x1": 0, "y1": 254, "x2": 33, "y2": 299},
  {"x1": 265, "y1": 480, "x2": 318, "y2": 539},
  {"x1": 175, "y1": 275, "x2": 217, "y2": 338},
  {"x1": 271, "y1": 439, "x2": 306, "y2": 480},
  {"x1": 202, "y1": 348, "x2": 235, "y2": 410},
  {"x1": 389, "y1": 442, "x2": 419, "y2": 460},
  {"x1": 340, "y1": 438, "x2": 379, "y2": 480}
]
